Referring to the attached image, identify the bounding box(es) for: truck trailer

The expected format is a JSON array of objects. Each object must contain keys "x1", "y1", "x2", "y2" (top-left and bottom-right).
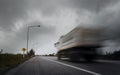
[{"x1": 55, "y1": 26, "x2": 103, "y2": 61}]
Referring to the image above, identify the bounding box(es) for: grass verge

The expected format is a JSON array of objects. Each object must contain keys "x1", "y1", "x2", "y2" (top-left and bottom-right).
[{"x1": 0, "y1": 54, "x2": 32, "y2": 75}]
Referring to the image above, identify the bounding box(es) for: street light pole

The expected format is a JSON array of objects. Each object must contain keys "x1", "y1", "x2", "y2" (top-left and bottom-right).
[
  {"x1": 27, "y1": 26, "x2": 29, "y2": 54},
  {"x1": 26, "y1": 25, "x2": 40, "y2": 54}
]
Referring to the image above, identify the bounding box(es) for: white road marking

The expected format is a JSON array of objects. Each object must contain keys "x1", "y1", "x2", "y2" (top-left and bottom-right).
[{"x1": 44, "y1": 58, "x2": 102, "y2": 75}]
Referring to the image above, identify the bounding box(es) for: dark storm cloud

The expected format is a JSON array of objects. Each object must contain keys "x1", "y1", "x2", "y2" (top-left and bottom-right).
[
  {"x1": 0, "y1": 0, "x2": 120, "y2": 54},
  {"x1": 0, "y1": 0, "x2": 28, "y2": 30},
  {"x1": 0, "y1": 0, "x2": 29, "y2": 53},
  {"x1": 0, "y1": 0, "x2": 59, "y2": 54},
  {"x1": 92, "y1": 2, "x2": 120, "y2": 42},
  {"x1": 59, "y1": 0, "x2": 119, "y2": 13}
]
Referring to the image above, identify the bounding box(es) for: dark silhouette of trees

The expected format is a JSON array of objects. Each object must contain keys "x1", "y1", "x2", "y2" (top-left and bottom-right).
[
  {"x1": 0, "y1": 49, "x2": 3, "y2": 54},
  {"x1": 28, "y1": 49, "x2": 35, "y2": 56},
  {"x1": 102, "y1": 50, "x2": 120, "y2": 60}
]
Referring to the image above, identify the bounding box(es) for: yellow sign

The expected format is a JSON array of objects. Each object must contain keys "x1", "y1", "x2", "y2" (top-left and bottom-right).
[{"x1": 22, "y1": 48, "x2": 26, "y2": 52}]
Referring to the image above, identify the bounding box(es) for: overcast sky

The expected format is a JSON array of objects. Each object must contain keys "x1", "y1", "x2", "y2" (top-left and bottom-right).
[{"x1": 0, "y1": 0, "x2": 120, "y2": 54}]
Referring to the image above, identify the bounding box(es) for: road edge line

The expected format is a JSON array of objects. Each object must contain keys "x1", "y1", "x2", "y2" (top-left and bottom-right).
[{"x1": 43, "y1": 58, "x2": 102, "y2": 75}]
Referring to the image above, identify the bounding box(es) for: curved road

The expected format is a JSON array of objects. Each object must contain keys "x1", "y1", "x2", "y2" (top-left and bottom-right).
[{"x1": 5, "y1": 56, "x2": 120, "y2": 75}]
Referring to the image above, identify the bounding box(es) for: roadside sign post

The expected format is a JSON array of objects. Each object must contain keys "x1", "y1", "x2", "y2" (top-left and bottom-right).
[{"x1": 22, "y1": 48, "x2": 26, "y2": 58}]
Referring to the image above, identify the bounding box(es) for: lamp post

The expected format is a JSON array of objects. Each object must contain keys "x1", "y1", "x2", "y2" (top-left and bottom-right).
[{"x1": 27, "y1": 25, "x2": 40, "y2": 54}]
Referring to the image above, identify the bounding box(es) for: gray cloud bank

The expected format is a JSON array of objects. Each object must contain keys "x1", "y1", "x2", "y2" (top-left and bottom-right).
[{"x1": 0, "y1": 0, "x2": 120, "y2": 54}]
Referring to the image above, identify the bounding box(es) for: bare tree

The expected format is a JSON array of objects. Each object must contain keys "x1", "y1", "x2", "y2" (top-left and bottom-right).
[{"x1": 0, "y1": 49, "x2": 3, "y2": 54}]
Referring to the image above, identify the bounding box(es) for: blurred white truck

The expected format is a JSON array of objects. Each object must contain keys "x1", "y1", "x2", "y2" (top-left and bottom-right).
[{"x1": 55, "y1": 26, "x2": 103, "y2": 61}]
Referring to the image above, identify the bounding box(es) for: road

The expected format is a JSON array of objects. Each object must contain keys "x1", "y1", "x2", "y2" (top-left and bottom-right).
[{"x1": 5, "y1": 56, "x2": 120, "y2": 75}]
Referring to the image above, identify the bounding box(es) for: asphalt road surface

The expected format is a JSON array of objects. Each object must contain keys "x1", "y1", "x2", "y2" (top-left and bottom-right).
[{"x1": 5, "y1": 56, "x2": 120, "y2": 75}]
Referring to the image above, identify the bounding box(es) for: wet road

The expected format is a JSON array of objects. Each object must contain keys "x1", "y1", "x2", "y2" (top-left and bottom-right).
[{"x1": 5, "y1": 56, "x2": 120, "y2": 75}]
